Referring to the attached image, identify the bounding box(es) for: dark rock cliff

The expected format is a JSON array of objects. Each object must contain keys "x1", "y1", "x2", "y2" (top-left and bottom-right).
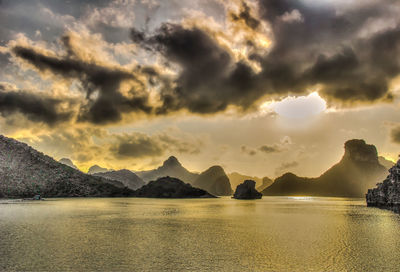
[{"x1": 366, "y1": 159, "x2": 400, "y2": 213}]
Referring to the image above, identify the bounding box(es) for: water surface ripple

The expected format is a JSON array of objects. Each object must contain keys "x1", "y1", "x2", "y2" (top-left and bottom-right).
[{"x1": 1, "y1": 197, "x2": 399, "y2": 271}]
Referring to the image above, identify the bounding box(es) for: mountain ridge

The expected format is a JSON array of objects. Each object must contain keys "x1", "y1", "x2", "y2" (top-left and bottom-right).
[
  {"x1": 0, "y1": 135, "x2": 134, "y2": 198},
  {"x1": 136, "y1": 156, "x2": 199, "y2": 183},
  {"x1": 94, "y1": 169, "x2": 145, "y2": 190},
  {"x1": 262, "y1": 139, "x2": 388, "y2": 197}
]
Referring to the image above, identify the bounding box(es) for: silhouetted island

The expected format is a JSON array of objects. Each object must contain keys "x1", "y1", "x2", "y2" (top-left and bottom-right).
[
  {"x1": 366, "y1": 159, "x2": 400, "y2": 213},
  {"x1": 262, "y1": 139, "x2": 388, "y2": 197},
  {"x1": 233, "y1": 180, "x2": 262, "y2": 199},
  {"x1": 133, "y1": 176, "x2": 216, "y2": 198}
]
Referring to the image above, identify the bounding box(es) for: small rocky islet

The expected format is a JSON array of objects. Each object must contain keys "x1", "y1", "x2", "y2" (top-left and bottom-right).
[
  {"x1": 233, "y1": 180, "x2": 262, "y2": 199},
  {"x1": 366, "y1": 159, "x2": 400, "y2": 213}
]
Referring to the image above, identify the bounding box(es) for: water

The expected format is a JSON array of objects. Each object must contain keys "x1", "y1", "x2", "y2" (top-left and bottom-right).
[{"x1": 1, "y1": 197, "x2": 400, "y2": 272}]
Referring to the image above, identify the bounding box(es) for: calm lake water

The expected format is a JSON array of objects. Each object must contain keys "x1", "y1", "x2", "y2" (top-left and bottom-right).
[{"x1": 1, "y1": 197, "x2": 400, "y2": 271}]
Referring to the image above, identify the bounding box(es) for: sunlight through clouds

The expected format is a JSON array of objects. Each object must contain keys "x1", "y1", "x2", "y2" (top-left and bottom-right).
[{"x1": 261, "y1": 92, "x2": 327, "y2": 119}]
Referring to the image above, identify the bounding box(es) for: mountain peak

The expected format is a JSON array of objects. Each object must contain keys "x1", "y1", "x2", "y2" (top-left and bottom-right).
[
  {"x1": 162, "y1": 156, "x2": 182, "y2": 168},
  {"x1": 88, "y1": 165, "x2": 109, "y2": 174},
  {"x1": 194, "y1": 165, "x2": 232, "y2": 196},
  {"x1": 343, "y1": 139, "x2": 378, "y2": 164},
  {"x1": 205, "y1": 165, "x2": 226, "y2": 175},
  {"x1": 59, "y1": 158, "x2": 78, "y2": 169}
]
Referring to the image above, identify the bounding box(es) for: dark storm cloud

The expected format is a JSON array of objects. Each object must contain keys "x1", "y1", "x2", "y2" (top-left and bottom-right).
[
  {"x1": 131, "y1": 23, "x2": 263, "y2": 114},
  {"x1": 5, "y1": 0, "x2": 400, "y2": 126},
  {"x1": 128, "y1": 0, "x2": 400, "y2": 116},
  {"x1": 11, "y1": 40, "x2": 153, "y2": 124},
  {"x1": 0, "y1": 84, "x2": 73, "y2": 125},
  {"x1": 257, "y1": 0, "x2": 400, "y2": 103},
  {"x1": 230, "y1": 1, "x2": 260, "y2": 30}
]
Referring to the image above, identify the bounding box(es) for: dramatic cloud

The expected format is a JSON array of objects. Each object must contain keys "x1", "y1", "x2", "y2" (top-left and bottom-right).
[
  {"x1": 11, "y1": 38, "x2": 152, "y2": 124},
  {"x1": 131, "y1": 23, "x2": 263, "y2": 114},
  {"x1": 127, "y1": 0, "x2": 400, "y2": 119},
  {"x1": 0, "y1": 83, "x2": 73, "y2": 125},
  {"x1": 257, "y1": 0, "x2": 400, "y2": 104},
  {"x1": 2, "y1": 0, "x2": 400, "y2": 178},
  {"x1": 230, "y1": 1, "x2": 261, "y2": 30},
  {"x1": 6, "y1": 0, "x2": 400, "y2": 127}
]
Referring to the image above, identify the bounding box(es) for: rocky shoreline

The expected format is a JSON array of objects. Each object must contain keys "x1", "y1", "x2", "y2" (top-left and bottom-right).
[{"x1": 366, "y1": 159, "x2": 400, "y2": 213}]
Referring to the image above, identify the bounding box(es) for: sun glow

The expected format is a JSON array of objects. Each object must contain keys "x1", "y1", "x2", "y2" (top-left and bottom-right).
[{"x1": 260, "y1": 92, "x2": 327, "y2": 119}]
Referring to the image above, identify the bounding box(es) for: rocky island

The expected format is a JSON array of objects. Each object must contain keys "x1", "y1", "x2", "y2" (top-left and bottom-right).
[
  {"x1": 133, "y1": 176, "x2": 216, "y2": 198},
  {"x1": 233, "y1": 180, "x2": 262, "y2": 199},
  {"x1": 366, "y1": 159, "x2": 400, "y2": 213},
  {"x1": 0, "y1": 135, "x2": 135, "y2": 198}
]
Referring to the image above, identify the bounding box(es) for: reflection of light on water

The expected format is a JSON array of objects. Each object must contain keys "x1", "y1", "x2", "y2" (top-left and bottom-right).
[{"x1": 288, "y1": 196, "x2": 314, "y2": 201}]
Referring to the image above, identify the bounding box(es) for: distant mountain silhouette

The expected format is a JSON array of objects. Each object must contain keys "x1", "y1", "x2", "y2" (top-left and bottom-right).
[
  {"x1": 94, "y1": 169, "x2": 145, "y2": 190},
  {"x1": 133, "y1": 176, "x2": 216, "y2": 198},
  {"x1": 88, "y1": 165, "x2": 110, "y2": 175},
  {"x1": 262, "y1": 139, "x2": 388, "y2": 197},
  {"x1": 193, "y1": 166, "x2": 233, "y2": 196},
  {"x1": 378, "y1": 156, "x2": 395, "y2": 169},
  {"x1": 59, "y1": 158, "x2": 78, "y2": 169},
  {"x1": 228, "y1": 172, "x2": 262, "y2": 188},
  {"x1": 256, "y1": 177, "x2": 273, "y2": 192},
  {"x1": 0, "y1": 135, "x2": 134, "y2": 198},
  {"x1": 136, "y1": 156, "x2": 198, "y2": 183}
]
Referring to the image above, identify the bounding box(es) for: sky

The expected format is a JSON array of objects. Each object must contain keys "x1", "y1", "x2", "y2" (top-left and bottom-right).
[{"x1": 1, "y1": 0, "x2": 400, "y2": 178}]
